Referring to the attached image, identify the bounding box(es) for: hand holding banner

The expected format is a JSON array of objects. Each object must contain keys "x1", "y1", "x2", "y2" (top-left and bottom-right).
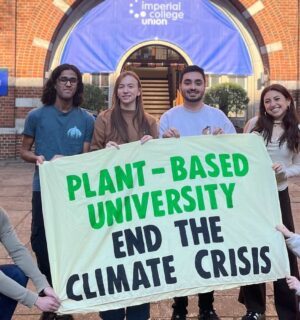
[{"x1": 39, "y1": 134, "x2": 289, "y2": 314}]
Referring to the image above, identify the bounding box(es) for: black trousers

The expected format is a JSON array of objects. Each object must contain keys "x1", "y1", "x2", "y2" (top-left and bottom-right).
[
  {"x1": 172, "y1": 291, "x2": 214, "y2": 316},
  {"x1": 31, "y1": 191, "x2": 52, "y2": 285},
  {"x1": 100, "y1": 304, "x2": 150, "y2": 320},
  {"x1": 239, "y1": 188, "x2": 300, "y2": 320}
]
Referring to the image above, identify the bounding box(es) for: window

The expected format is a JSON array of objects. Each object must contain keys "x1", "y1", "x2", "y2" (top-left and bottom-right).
[
  {"x1": 227, "y1": 75, "x2": 247, "y2": 89},
  {"x1": 89, "y1": 73, "x2": 110, "y2": 108},
  {"x1": 208, "y1": 75, "x2": 220, "y2": 87},
  {"x1": 91, "y1": 73, "x2": 100, "y2": 86}
]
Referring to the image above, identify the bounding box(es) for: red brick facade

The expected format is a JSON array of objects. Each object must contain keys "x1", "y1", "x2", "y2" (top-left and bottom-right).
[{"x1": 0, "y1": 0, "x2": 299, "y2": 159}]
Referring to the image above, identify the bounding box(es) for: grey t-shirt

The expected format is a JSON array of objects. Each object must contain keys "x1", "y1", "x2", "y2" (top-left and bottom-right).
[
  {"x1": 23, "y1": 105, "x2": 94, "y2": 191},
  {"x1": 159, "y1": 104, "x2": 236, "y2": 137}
]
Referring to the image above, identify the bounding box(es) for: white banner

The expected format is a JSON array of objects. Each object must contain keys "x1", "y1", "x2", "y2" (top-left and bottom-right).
[{"x1": 39, "y1": 134, "x2": 290, "y2": 314}]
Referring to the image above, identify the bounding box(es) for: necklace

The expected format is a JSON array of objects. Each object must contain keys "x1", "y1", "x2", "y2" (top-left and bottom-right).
[{"x1": 273, "y1": 120, "x2": 282, "y2": 126}]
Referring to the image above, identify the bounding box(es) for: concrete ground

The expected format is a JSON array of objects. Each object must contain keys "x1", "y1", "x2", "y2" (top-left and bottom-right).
[{"x1": 2, "y1": 160, "x2": 300, "y2": 319}]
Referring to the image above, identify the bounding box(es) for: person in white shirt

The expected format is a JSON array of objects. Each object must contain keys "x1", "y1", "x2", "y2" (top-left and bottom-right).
[
  {"x1": 159, "y1": 65, "x2": 236, "y2": 320},
  {"x1": 239, "y1": 84, "x2": 300, "y2": 320}
]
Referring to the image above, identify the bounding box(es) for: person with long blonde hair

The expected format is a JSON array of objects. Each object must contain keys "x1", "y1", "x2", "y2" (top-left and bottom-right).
[
  {"x1": 91, "y1": 71, "x2": 157, "y2": 150},
  {"x1": 91, "y1": 71, "x2": 158, "y2": 320}
]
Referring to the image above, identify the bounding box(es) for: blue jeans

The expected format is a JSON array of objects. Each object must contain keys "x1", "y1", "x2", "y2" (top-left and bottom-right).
[
  {"x1": 0, "y1": 265, "x2": 28, "y2": 320},
  {"x1": 100, "y1": 303, "x2": 150, "y2": 320}
]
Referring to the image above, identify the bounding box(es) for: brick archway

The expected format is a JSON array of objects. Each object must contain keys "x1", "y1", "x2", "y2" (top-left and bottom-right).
[
  {"x1": 13, "y1": 0, "x2": 299, "y2": 82},
  {"x1": 0, "y1": 0, "x2": 299, "y2": 159}
]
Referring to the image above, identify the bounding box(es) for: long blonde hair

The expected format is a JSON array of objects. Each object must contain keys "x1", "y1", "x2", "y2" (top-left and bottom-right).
[{"x1": 109, "y1": 71, "x2": 151, "y2": 142}]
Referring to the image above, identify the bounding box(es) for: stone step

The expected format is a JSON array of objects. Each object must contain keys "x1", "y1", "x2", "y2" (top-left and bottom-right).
[{"x1": 141, "y1": 78, "x2": 170, "y2": 117}]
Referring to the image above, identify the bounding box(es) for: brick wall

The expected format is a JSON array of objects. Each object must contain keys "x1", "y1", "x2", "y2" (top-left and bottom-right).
[
  {"x1": 0, "y1": 134, "x2": 19, "y2": 159},
  {"x1": 0, "y1": 0, "x2": 299, "y2": 159},
  {"x1": 232, "y1": 0, "x2": 299, "y2": 80},
  {"x1": 0, "y1": 0, "x2": 16, "y2": 130}
]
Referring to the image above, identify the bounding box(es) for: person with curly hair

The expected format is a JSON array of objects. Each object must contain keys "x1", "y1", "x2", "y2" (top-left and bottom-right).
[{"x1": 20, "y1": 64, "x2": 94, "y2": 320}]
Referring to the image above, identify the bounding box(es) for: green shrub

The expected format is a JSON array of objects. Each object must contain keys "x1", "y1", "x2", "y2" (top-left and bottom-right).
[
  {"x1": 83, "y1": 84, "x2": 107, "y2": 113},
  {"x1": 204, "y1": 83, "x2": 249, "y2": 116}
]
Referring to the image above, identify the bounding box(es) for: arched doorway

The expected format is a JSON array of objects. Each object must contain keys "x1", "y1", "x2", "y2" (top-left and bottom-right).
[
  {"x1": 121, "y1": 44, "x2": 188, "y2": 118},
  {"x1": 48, "y1": 0, "x2": 264, "y2": 123}
]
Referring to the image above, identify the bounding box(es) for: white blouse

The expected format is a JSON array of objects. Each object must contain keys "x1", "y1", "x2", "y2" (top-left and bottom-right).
[{"x1": 244, "y1": 116, "x2": 300, "y2": 191}]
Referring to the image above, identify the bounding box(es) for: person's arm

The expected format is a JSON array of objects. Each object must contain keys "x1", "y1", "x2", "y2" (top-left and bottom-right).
[
  {"x1": 286, "y1": 233, "x2": 300, "y2": 258},
  {"x1": 159, "y1": 113, "x2": 179, "y2": 138},
  {"x1": 0, "y1": 272, "x2": 59, "y2": 311},
  {"x1": 286, "y1": 151, "x2": 300, "y2": 178},
  {"x1": 20, "y1": 135, "x2": 45, "y2": 164},
  {"x1": 149, "y1": 117, "x2": 159, "y2": 139},
  {"x1": 276, "y1": 224, "x2": 294, "y2": 238},
  {"x1": 276, "y1": 224, "x2": 300, "y2": 258},
  {"x1": 272, "y1": 151, "x2": 300, "y2": 179},
  {"x1": 83, "y1": 142, "x2": 91, "y2": 153},
  {"x1": 221, "y1": 115, "x2": 236, "y2": 134},
  {"x1": 243, "y1": 116, "x2": 258, "y2": 133},
  {"x1": 286, "y1": 276, "x2": 300, "y2": 295},
  {"x1": 161, "y1": 127, "x2": 180, "y2": 138},
  {"x1": 159, "y1": 112, "x2": 168, "y2": 138},
  {"x1": 140, "y1": 116, "x2": 159, "y2": 144},
  {"x1": 20, "y1": 110, "x2": 45, "y2": 164},
  {"x1": 0, "y1": 209, "x2": 56, "y2": 308},
  {"x1": 90, "y1": 113, "x2": 108, "y2": 150},
  {"x1": 243, "y1": 120, "x2": 252, "y2": 133},
  {"x1": 34, "y1": 292, "x2": 60, "y2": 312},
  {"x1": 82, "y1": 112, "x2": 95, "y2": 153}
]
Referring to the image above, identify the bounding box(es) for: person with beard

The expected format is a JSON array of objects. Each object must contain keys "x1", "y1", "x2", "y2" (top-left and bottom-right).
[{"x1": 159, "y1": 65, "x2": 236, "y2": 320}]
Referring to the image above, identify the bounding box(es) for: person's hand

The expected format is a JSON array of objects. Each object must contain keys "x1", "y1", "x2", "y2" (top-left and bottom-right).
[
  {"x1": 272, "y1": 162, "x2": 286, "y2": 176},
  {"x1": 105, "y1": 141, "x2": 120, "y2": 149},
  {"x1": 43, "y1": 286, "x2": 60, "y2": 302},
  {"x1": 212, "y1": 127, "x2": 224, "y2": 135},
  {"x1": 286, "y1": 276, "x2": 300, "y2": 292},
  {"x1": 276, "y1": 224, "x2": 294, "y2": 238},
  {"x1": 34, "y1": 296, "x2": 60, "y2": 312},
  {"x1": 50, "y1": 155, "x2": 64, "y2": 161},
  {"x1": 162, "y1": 128, "x2": 180, "y2": 138},
  {"x1": 35, "y1": 155, "x2": 45, "y2": 165},
  {"x1": 140, "y1": 135, "x2": 153, "y2": 144}
]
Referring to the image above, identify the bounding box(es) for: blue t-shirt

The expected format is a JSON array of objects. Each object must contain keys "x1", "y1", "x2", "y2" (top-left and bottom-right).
[{"x1": 23, "y1": 105, "x2": 94, "y2": 191}]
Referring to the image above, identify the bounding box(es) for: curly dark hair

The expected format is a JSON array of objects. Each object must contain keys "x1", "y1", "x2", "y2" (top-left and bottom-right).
[
  {"x1": 253, "y1": 84, "x2": 300, "y2": 152},
  {"x1": 41, "y1": 63, "x2": 83, "y2": 107}
]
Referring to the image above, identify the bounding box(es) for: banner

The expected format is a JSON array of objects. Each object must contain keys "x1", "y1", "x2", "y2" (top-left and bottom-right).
[
  {"x1": 61, "y1": 0, "x2": 252, "y2": 75},
  {"x1": 39, "y1": 134, "x2": 290, "y2": 314},
  {"x1": 0, "y1": 68, "x2": 8, "y2": 96}
]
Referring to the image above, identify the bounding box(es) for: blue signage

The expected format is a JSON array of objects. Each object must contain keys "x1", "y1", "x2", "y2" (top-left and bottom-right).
[
  {"x1": 0, "y1": 68, "x2": 8, "y2": 96},
  {"x1": 61, "y1": 0, "x2": 253, "y2": 75}
]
